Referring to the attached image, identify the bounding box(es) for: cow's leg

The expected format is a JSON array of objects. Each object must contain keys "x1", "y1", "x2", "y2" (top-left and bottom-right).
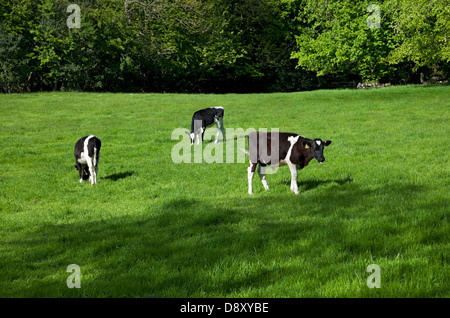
[
  {"x1": 248, "y1": 162, "x2": 257, "y2": 195},
  {"x1": 201, "y1": 127, "x2": 206, "y2": 144},
  {"x1": 94, "y1": 155, "x2": 99, "y2": 184},
  {"x1": 86, "y1": 159, "x2": 95, "y2": 186},
  {"x1": 257, "y1": 165, "x2": 269, "y2": 191},
  {"x1": 215, "y1": 117, "x2": 225, "y2": 143},
  {"x1": 220, "y1": 117, "x2": 225, "y2": 141},
  {"x1": 94, "y1": 165, "x2": 98, "y2": 184},
  {"x1": 76, "y1": 163, "x2": 84, "y2": 183},
  {"x1": 214, "y1": 128, "x2": 221, "y2": 143},
  {"x1": 95, "y1": 160, "x2": 99, "y2": 184},
  {"x1": 214, "y1": 118, "x2": 220, "y2": 143},
  {"x1": 288, "y1": 163, "x2": 299, "y2": 194}
]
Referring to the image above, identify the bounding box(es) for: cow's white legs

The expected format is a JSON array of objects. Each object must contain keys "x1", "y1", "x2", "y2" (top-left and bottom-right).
[
  {"x1": 288, "y1": 163, "x2": 299, "y2": 194},
  {"x1": 257, "y1": 165, "x2": 269, "y2": 191},
  {"x1": 214, "y1": 129, "x2": 221, "y2": 144},
  {"x1": 248, "y1": 162, "x2": 256, "y2": 195},
  {"x1": 92, "y1": 148, "x2": 99, "y2": 184},
  {"x1": 86, "y1": 160, "x2": 95, "y2": 186},
  {"x1": 219, "y1": 117, "x2": 225, "y2": 142},
  {"x1": 214, "y1": 118, "x2": 225, "y2": 143}
]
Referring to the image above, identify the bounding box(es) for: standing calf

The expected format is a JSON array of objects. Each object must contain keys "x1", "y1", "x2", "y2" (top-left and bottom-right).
[
  {"x1": 244, "y1": 131, "x2": 331, "y2": 195},
  {"x1": 185, "y1": 107, "x2": 225, "y2": 145},
  {"x1": 74, "y1": 135, "x2": 101, "y2": 185}
]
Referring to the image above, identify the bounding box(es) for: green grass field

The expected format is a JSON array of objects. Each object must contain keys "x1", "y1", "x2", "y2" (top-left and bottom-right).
[{"x1": 0, "y1": 85, "x2": 449, "y2": 297}]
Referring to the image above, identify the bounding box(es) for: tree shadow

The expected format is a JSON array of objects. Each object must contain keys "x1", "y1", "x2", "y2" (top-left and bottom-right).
[
  {"x1": 102, "y1": 171, "x2": 134, "y2": 181},
  {"x1": 4, "y1": 181, "x2": 440, "y2": 298},
  {"x1": 301, "y1": 176, "x2": 353, "y2": 191}
]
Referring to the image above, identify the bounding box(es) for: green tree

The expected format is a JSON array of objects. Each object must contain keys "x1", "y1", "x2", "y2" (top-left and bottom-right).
[
  {"x1": 291, "y1": 0, "x2": 449, "y2": 83},
  {"x1": 387, "y1": 0, "x2": 450, "y2": 71},
  {"x1": 291, "y1": 0, "x2": 397, "y2": 82}
]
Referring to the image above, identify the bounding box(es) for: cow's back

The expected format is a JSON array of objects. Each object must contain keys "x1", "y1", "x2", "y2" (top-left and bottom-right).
[{"x1": 248, "y1": 131, "x2": 299, "y2": 165}]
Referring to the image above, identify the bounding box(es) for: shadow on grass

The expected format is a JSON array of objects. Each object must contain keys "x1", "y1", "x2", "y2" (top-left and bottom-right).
[
  {"x1": 203, "y1": 134, "x2": 246, "y2": 144},
  {"x1": 102, "y1": 171, "x2": 134, "y2": 181},
  {"x1": 4, "y1": 182, "x2": 445, "y2": 297},
  {"x1": 280, "y1": 176, "x2": 354, "y2": 191}
]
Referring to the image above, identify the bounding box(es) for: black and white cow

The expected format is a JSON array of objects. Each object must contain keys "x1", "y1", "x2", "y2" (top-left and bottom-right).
[
  {"x1": 74, "y1": 135, "x2": 101, "y2": 185},
  {"x1": 244, "y1": 131, "x2": 331, "y2": 195},
  {"x1": 185, "y1": 107, "x2": 225, "y2": 145}
]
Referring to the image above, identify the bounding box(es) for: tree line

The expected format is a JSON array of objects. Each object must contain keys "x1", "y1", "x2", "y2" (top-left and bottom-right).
[{"x1": 1, "y1": 0, "x2": 448, "y2": 93}]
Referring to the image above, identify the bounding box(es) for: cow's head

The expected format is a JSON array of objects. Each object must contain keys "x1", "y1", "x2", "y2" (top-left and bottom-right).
[
  {"x1": 303, "y1": 139, "x2": 332, "y2": 164},
  {"x1": 75, "y1": 164, "x2": 90, "y2": 180}
]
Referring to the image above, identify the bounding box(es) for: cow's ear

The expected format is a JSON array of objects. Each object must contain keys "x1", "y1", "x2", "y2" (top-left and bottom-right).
[
  {"x1": 324, "y1": 140, "x2": 332, "y2": 146},
  {"x1": 303, "y1": 141, "x2": 312, "y2": 149},
  {"x1": 185, "y1": 131, "x2": 191, "y2": 136}
]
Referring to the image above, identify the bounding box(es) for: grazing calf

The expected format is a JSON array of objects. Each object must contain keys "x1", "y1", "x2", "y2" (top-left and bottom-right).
[
  {"x1": 244, "y1": 131, "x2": 331, "y2": 195},
  {"x1": 185, "y1": 107, "x2": 225, "y2": 145},
  {"x1": 74, "y1": 135, "x2": 101, "y2": 185}
]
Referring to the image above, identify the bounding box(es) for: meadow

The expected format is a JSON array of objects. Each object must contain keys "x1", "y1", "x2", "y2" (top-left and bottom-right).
[{"x1": 0, "y1": 85, "x2": 448, "y2": 297}]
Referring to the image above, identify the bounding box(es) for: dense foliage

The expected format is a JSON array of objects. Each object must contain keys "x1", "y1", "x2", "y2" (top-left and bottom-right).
[{"x1": 0, "y1": 0, "x2": 448, "y2": 93}]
